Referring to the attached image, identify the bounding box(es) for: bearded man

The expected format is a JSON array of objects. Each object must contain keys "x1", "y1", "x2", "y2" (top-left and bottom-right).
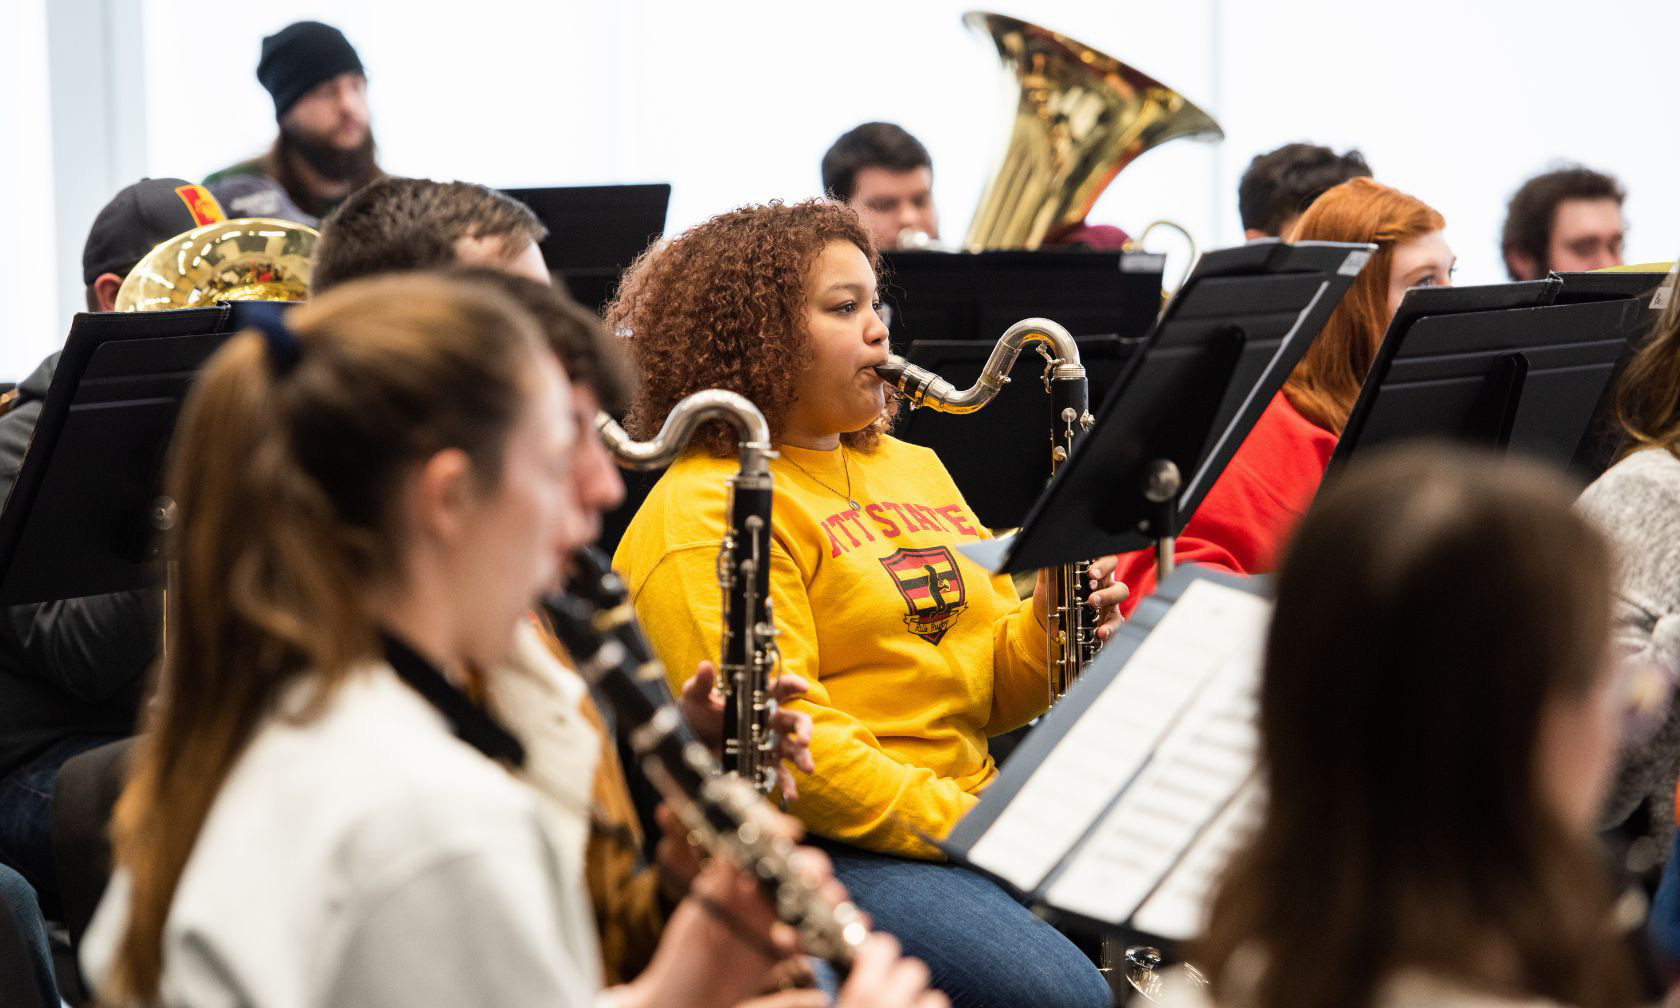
[{"x1": 205, "y1": 21, "x2": 383, "y2": 226}]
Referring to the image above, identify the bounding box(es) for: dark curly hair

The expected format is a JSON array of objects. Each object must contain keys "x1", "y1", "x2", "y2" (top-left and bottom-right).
[{"x1": 608, "y1": 199, "x2": 893, "y2": 457}]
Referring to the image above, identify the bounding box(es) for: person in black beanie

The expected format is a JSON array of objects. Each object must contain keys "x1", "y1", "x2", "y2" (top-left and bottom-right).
[{"x1": 205, "y1": 20, "x2": 383, "y2": 226}]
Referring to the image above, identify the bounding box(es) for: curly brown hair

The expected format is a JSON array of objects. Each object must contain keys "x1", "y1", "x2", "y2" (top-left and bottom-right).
[{"x1": 608, "y1": 199, "x2": 894, "y2": 457}]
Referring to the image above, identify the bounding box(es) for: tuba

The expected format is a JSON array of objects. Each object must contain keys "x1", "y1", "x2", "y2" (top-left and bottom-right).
[
  {"x1": 875, "y1": 318, "x2": 1097, "y2": 703},
  {"x1": 962, "y1": 11, "x2": 1223, "y2": 251},
  {"x1": 113, "y1": 218, "x2": 318, "y2": 312},
  {"x1": 597, "y1": 391, "x2": 782, "y2": 797}
]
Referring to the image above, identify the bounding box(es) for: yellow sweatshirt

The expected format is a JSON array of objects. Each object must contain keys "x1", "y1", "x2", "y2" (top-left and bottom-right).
[{"x1": 614, "y1": 435, "x2": 1049, "y2": 859}]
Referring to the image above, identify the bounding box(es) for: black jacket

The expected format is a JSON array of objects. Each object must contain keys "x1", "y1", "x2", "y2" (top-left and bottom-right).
[{"x1": 0, "y1": 353, "x2": 157, "y2": 778}]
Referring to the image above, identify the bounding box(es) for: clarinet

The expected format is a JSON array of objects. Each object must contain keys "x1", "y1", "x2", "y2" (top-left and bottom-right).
[
  {"x1": 541, "y1": 548, "x2": 868, "y2": 972},
  {"x1": 874, "y1": 317, "x2": 1099, "y2": 703},
  {"x1": 597, "y1": 390, "x2": 780, "y2": 796}
]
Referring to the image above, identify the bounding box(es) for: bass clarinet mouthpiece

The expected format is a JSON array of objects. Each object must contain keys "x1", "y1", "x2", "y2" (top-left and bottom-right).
[{"x1": 874, "y1": 355, "x2": 971, "y2": 412}]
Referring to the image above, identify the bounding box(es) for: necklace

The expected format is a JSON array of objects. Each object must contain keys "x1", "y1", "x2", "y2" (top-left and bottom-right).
[{"x1": 784, "y1": 447, "x2": 861, "y2": 512}]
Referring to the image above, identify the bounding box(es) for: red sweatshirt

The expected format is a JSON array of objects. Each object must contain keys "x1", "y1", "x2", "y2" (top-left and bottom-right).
[{"x1": 1114, "y1": 391, "x2": 1338, "y2": 616}]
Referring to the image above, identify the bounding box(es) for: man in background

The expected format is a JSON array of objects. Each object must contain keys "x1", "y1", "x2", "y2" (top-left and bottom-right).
[
  {"x1": 1501, "y1": 165, "x2": 1626, "y2": 280},
  {"x1": 822, "y1": 122, "x2": 939, "y2": 251},
  {"x1": 1237, "y1": 142, "x2": 1372, "y2": 240},
  {"x1": 206, "y1": 21, "x2": 383, "y2": 226}
]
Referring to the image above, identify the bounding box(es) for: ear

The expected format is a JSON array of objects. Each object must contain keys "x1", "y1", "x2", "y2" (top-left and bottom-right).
[
  {"x1": 1504, "y1": 247, "x2": 1539, "y2": 281},
  {"x1": 409, "y1": 448, "x2": 479, "y2": 545},
  {"x1": 93, "y1": 273, "x2": 124, "y2": 311}
]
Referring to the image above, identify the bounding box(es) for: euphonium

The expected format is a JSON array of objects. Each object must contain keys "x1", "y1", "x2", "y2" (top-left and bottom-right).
[
  {"x1": 542, "y1": 548, "x2": 869, "y2": 971},
  {"x1": 874, "y1": 318, "x2": 1098, "y2": 703},
  {"x1": 597, "y1": 391, "x2": 781, "y2": 796},
  {"x1": 962, "y1": 11, "x2": 1223, "y2": 251},
  {"x1": 113, "y1": 218, "x2": 319, "y2": 311}
]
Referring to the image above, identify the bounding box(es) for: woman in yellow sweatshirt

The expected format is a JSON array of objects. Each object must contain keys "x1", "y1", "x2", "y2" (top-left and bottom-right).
[{"x1": 610, "y1": 200, "x2": 1120, "y2": 1008}]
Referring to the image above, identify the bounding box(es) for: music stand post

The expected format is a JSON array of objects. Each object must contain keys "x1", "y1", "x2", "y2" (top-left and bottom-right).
[{"x1": 975, "y1": 239, "x2": 1376, "y2": 579}]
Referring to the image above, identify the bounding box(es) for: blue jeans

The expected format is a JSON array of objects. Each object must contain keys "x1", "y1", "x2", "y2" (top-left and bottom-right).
[
  {"x1": 814, "y1": 839, "x2": 1111, "y2": 1008},
  {"x1": 0, "y1": 733, "x2": 121, "y2": 913},
  {"x1": 1651, "y1": 834, "x2": 1680, "y2": 966},
  {"x1": 0, "y1": 863, "x2": 59, "y2": 1007}
]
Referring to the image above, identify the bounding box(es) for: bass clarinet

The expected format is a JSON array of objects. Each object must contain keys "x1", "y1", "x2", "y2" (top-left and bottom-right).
[
  {"x1": 598, "y1": 390, "x2": 781, "y2": 796},
  {"x1": 874, "y1": 318, "x2": 1098, "y2": 703},
  {"x1": 542, "y1": 548, "x2": 869, "y2": 971}
]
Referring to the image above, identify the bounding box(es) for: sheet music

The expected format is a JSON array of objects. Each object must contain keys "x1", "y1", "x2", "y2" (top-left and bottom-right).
[
  {"x1": 1130, "y1": 778, "x2": 1265, "y2": 941},
  {"x1": 963, "y1": 578, "x2": 1268, "y2": 894},
  {"x1": 1040, "y1": 645, "x2": 1262, "y2": 924}
]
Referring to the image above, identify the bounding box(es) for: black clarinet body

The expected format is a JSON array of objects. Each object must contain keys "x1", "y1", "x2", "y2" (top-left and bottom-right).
[
  {"x1": 719, "y1": 473, "x2": 779, "y2": 795},
  {"x1": 542, "y1": 548, "x2": 866, "y2": 973},
  {"x1": 595, "y1": 388, "x2": 781, "y2": 795}
]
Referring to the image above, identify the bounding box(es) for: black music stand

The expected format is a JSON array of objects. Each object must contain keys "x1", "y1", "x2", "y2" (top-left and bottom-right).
[
  {"x1": 892, "y1": 335, "x2": 1140, "y2": 529},
  {"x1": 1329, "y1": 280, "x2": 1651, "y2": 478},
  {"x1": 502, "y1": 183, "x2": 671, "y2": 311},
  {"x1": 965, "y1": 239, "x2": 1374, "y2": 577},
  {"x1": 880, "y1": 249, "x2": 1164, "y2": 352},
  {"x1": 0, "y1": 303, "x2": 276, "y2": 604},
  {"x1": 1551, "y1": 270, "x2": 1668, "y2": 475}
]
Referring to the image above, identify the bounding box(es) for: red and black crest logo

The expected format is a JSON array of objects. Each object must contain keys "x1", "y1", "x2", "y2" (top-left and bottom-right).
[{"x1": 879, "y1": 546, "x2": 968, "y2": 645}]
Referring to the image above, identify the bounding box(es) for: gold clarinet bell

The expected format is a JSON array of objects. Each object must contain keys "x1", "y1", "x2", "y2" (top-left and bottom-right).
[
  {"x1": 113, "y1": 218, "x2": 319, "y2": 312},
  {"x1": 962, "y1": 11, "x2": 1223, "y2": 251}
]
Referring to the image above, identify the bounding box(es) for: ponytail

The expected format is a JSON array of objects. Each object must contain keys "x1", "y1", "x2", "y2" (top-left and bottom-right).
[{"x1": 106, "y1": 273, "x2": 544, "y2": 1001}]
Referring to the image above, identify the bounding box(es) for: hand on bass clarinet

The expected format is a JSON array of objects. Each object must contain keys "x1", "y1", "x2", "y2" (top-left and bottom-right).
[
  {"x1": 1027, "y1": 558, "x2": 1129, "y2": 644},
  {"x1": 680, "y1": 661, "x2": 817, "y2": 801},
  {"x1": 1087, "y1": 554, "x2": 1128, "y2": 643},
  {"x1": 623, "y1": 807, "x2": 944, "y2": 1008}
]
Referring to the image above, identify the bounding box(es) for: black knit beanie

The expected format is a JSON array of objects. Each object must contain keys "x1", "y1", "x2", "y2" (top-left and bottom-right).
[{"x1": 257, "y1": 21, "x2": 364, "y2": 119}]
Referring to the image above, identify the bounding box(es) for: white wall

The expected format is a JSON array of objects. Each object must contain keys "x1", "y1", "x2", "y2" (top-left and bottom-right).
[
  {"x1": 0, "y1": 0, "x2": 58, "y2": 378},
  {"x1": 9, "y1": 0, "x2": 1677, "y2": 381}
]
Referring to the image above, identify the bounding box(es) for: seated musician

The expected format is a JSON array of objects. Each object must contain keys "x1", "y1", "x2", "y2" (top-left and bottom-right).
[
  {"x1": 1578, "y1": 279, "x2": 1680, "y2": 944},
  {"x1": 1163, "y1": 446, "x2": 1638, "y2": 1008},
  {"x1": 80, "y1": 272, "x2": 941, "y2": 1008},
  {"x1": 0, "y1": 177, "x2": 225, "y2": 922},
  {"x1": 1236, "y1": 142, "x2": 1371, "y2": 240},
  {"x1": 1113, "y1": 177, "x2": 1453, "y2": 614},
  {"x1": 309, "y1": 176, "x2": 819, "y2": 990},
  {"x1": 610, "y1": 199, "x2": 1124, "y2": 1008},
  {"x1": 822, "y1": 122, "x2": 940, "y2": 252}
]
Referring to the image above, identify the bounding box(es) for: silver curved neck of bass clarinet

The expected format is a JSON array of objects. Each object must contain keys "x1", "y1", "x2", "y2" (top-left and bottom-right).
[
  {"x1": 873, "y1": 317, "x2": 1085, "y2": 413},
  {"x1": 596, "y1": 388, "x2": 774, "y2": 475}
]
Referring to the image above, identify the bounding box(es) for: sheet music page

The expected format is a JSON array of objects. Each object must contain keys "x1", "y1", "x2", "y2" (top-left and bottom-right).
[
  {"x1": 964, "y1": 578, "x2": 1269, "y2": 894},
  {"x1": 1038, "y1": 612, "x2": 1264, "y2": 924},
  {"x1": 1130, "y1": 778, "x2": 1265, "y2": 941}
]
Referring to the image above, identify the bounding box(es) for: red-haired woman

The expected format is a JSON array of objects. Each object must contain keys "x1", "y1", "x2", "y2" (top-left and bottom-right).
[
  {"x1": 611, "y1": 200, "x2": 1121, "y2": 1008},
  {"x1": 1114, "y1": 177, "x2": 1453, "y2": 613}
]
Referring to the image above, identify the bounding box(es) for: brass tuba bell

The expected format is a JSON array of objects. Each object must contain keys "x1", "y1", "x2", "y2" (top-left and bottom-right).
[
  {"x1": 113, "y1": 218, "x2": 319, "y2": 311},
  {"x1": 962, "y1": 12, "x2": 1223, "y2": 251}
]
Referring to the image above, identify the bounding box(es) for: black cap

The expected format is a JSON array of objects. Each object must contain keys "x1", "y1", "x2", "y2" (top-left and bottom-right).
[
  {"x1": 257, "y1": 21, "x2": 364, "y2": 118},
  {"x1": 81, "y1": 178, "x2": 225, "y2": 286}
]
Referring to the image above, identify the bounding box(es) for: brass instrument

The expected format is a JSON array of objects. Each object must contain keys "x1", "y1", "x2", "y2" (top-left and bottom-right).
[
  {"x1": 113, "y1": 218, "x2": 318, "y2": 311},
  {"x1": 597, "y1": 391, "x2": 782, "y2": 796},
  {"x1": 543, "y1": 548, "x2": 868, "y2": 971},
  {"x1": 962, "y1": 11, "x2": 1223, "y2": 251},
  {"x1": 875, "y1": 318, "x2": 1097, "y2": 702}
]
